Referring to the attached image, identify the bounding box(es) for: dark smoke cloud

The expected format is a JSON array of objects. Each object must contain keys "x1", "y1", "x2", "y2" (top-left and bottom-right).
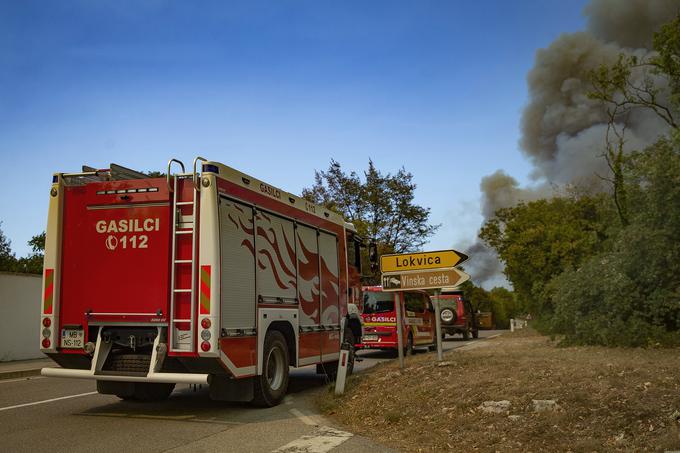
[
  {"x1": 470, "y1": 0, "x2": 679, "y2": 289},
  {"x1": 586, "y1": 0, "x2": 680, "y2": 48},
  {"x1": 464, "y1": 171, "x2": 550, "y2": 287}
]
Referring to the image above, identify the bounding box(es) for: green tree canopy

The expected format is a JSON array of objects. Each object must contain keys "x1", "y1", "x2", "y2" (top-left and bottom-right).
[
  {"x1": 0, "y1": 223, "x2": 45, "y2": 275},
  {"x1": 0, "y1": 222, "x2": 16, "y2": 272},
  {"x1": 303, "y1": 159, "x2": 440, "y2": 263},
  {"x1": 479, "y1": 194, "x2": 607, "y2": 315}
]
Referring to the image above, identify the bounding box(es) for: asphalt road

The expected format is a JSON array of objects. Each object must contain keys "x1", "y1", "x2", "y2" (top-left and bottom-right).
[{"x1": 0, "y1": 330, "x2": 501, "y2": 453}]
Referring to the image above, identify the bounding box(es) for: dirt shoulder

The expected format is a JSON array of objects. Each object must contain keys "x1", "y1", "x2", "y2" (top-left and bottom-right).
[{"x1": 319, "y1": 329, "x2": 680, "y2": 452}]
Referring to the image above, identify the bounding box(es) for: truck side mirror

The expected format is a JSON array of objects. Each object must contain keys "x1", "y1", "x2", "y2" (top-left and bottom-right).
[{"x1": 368, "y1": 242, "x2": 378, "y2": 272}]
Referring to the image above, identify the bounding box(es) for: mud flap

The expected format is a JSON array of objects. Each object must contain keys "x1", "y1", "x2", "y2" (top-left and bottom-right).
[
  {"x1": 97, "y1": 380, "x2": 135, "y2": 397},
  {"x1": 209, "y1": 375, "x2": 255, "y2": 402}
]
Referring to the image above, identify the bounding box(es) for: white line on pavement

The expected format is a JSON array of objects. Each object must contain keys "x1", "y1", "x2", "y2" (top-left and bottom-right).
[
  {"x1": 273, "y1": 426, "x2": 353, "y2": 453},
  {"x1": 0, "y1": 376, "x2": 46, "y2": 385},
  {"x1": 289, "y1": 408, "x2": 318, "y2": 426},
  {"x1": 0, "y1": 392, "x2": 98, "y2": 412}
]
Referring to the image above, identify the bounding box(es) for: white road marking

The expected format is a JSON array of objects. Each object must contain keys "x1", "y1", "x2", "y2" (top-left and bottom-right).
[
  {"x1": 273, "y1": 426, "x2": 353, "y2": 453},
  {"x1": 0, "y1": 391, "x2": 98, "y2": 412},
  {"x1": 0, "y1": 376, "x2": 46, "y2": 384},
  {"x1": 289, "y1": 408, "x2": 318, "y2": 426}
]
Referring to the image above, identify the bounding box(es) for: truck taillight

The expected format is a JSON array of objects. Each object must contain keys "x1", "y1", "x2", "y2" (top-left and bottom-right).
[
  {"x1": 201, "y1": 318, "x2": 211, "y2": 329},
  {"x1": 42, "y1": 318, "x2": 51, "y2": 327},
  {"x1": 200, "y1": 341, "x2": 211, "y2": 352},
  {"x1": 42, "y1": 338, "x2": 51, "y2": 348}
]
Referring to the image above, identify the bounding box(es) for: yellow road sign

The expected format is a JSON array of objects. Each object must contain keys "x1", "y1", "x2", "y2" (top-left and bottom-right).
[
  {"x1": 381, "y1": 268, "x2": 470, "y2": 292},
  {"x1": 380, "y1": 249, "x2": 468, "y2": 273}
]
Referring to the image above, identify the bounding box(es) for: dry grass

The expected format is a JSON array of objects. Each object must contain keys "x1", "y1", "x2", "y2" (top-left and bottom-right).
[{"x1": 319, "y1": 329, "x2": 680, "y2": 452}]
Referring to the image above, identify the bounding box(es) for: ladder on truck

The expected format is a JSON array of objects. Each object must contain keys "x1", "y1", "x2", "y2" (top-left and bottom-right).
[{"x1": 167, "y1": 158, "x2": 205, "y2": 353}]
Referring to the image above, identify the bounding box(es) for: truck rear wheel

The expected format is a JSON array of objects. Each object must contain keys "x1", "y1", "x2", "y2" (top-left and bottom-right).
[{"x1": 253, "y1": 330, "x2": 289, "y2": 407}]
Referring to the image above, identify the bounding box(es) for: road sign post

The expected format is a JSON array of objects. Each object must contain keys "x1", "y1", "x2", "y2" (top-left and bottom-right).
[
  {"x1": 433, "y1": 289, "x2": 443, "y2": 362},
  {"x1": 379, "y1": 248, "x2": 470, "y2": 365},
  {"x1": 395, "y1": 292, "x2": 405, "y2": 370}
]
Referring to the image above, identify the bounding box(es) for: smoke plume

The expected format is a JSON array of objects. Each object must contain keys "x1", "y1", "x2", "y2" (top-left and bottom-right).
[{"x1": 468, "y1": 0, "x2": 679, "y2": 289}]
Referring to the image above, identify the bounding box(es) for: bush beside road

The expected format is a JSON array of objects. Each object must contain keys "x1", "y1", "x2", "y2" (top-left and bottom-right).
[{"x1": 319, "y1": 329, "x2": 680, "y2": 452}]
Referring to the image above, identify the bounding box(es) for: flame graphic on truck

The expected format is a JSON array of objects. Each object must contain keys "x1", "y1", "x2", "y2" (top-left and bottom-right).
[{"x1": 225, "y1": 201, "x2": 338, "y2": 325}]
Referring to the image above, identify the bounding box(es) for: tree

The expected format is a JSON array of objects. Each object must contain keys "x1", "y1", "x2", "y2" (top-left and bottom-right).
[
  {"x1": 539, "y1": 138, "x2": 680, "y2": 347},
  {"x1": 588, "y1": 13, "x2": 680, "y2": 226},
  {"x1": 588, "y1": 13, "x2": 680, "y2": 130},
  {"x1": 303, "y1": 160, "x2": 439, "y2": 275},
  {"x1": 488, "y1": 287, "x2": 520, "y2": 329},
  {"x1": 0, "y1": 224, "x2": 46, "y2": 274},
  {"x1": 16, "y1": 232, "x2": 45, "y2": 274},
  {"x1": 479, "y1": 195, "x2": 607, "y2": 315},
  {"x1": 0, "y1": 222, "x2": 17, "y2": 272}
]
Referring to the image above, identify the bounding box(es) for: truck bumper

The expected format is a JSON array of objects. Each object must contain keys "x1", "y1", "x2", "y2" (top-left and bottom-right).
[
  {"x1": 40, "y1": 367, "x2": 209, "y2": 385},
  {"x1": 41, "y1": 326, "x2": 209, "y2": 386}
]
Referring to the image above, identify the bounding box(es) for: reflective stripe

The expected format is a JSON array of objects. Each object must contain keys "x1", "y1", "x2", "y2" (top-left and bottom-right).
[
  {"x1": 43, "y1": 269, "x2": 54, "y2": 314},
  {"x1": 199, "y1": 265, "x2": 210, "y2": 314}
]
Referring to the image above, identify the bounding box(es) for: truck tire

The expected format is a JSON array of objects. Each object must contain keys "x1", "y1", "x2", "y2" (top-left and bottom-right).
[
  {"x1": 472, "y1": 329, "x2": 479, "y2": 339},
  {"x1": 253, "y1": 330, "x2": 289, "y2": 407},
  {"x1": 463, "y1": 328, "x2": 470, "y2": 340}
]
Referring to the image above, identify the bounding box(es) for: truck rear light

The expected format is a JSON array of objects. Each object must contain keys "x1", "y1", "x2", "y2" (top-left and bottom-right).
[
  {"x1": 42, "y1": 338, "x2": 51, "y2": 348},
  {"x1": 201, "y1": 318, "x2": 211, "y2": 329},
  {"x1": 42, "y1": 318, "x2": 51, "y2": 327},
  {"x1": 42, "y1": 328, "x2": 51, "y2": 338},
  {"x1": 200, "y1": 341, "x2": 211, "y2": 352},
  {"x1": 201, "y1": 329, "x2": 211, "y2": 341}
]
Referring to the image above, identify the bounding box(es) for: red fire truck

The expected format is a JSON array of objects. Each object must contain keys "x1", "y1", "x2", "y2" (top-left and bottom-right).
[
  {"x1": 359, "y1": 286, "x2": 436, "y2": 354},
  {"x1": 39, "y1": 158, "x2": 364, "y2": 406}
]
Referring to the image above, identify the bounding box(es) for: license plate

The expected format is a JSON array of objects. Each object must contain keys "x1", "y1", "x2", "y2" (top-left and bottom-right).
[
  {"x1": 363, "y1": 334, "x2": 379, "y2": 342},
  {"x1": 60, "y1": 329, "x2": 84, "y2": 349}
]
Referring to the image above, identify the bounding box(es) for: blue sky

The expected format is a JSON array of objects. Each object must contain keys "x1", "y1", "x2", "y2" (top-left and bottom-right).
[{"x1": 0, "y1": 0, "x2": 589, "y2": 258}]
